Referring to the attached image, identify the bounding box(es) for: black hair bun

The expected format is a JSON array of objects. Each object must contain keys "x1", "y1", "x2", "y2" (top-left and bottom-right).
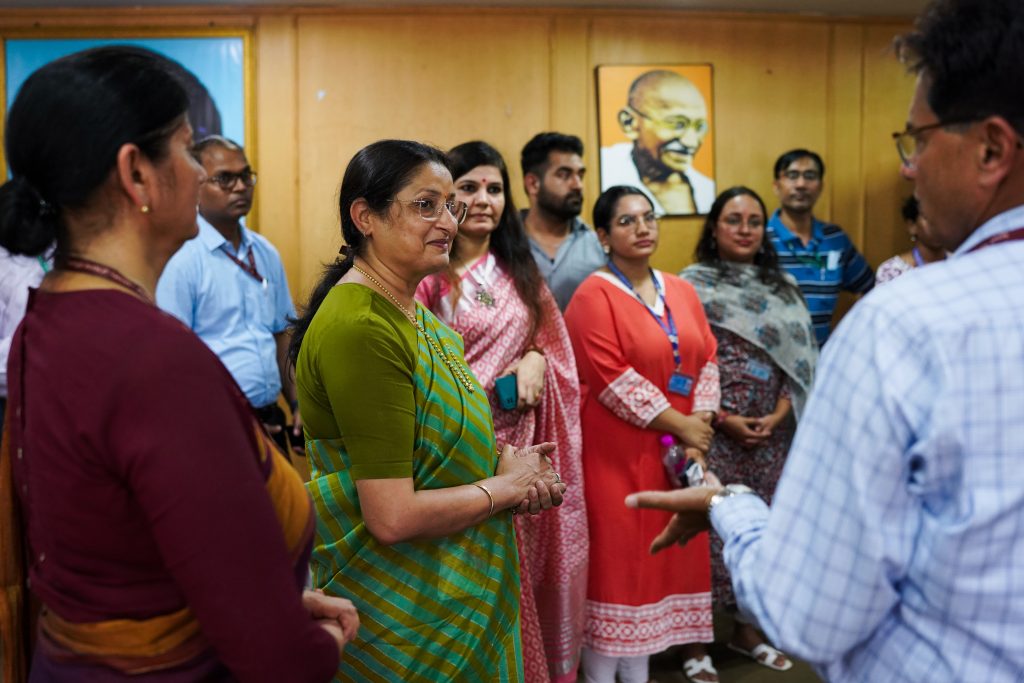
[{"x1": 0, "y1": 176, "x2": 59, "y2": 256}]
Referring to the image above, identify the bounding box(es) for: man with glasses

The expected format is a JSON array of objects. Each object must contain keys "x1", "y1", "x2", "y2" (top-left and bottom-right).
[
  {"x1": 521, "y1": 132, "x2": 606, "y2": 310},
  {"x1": 157, "y1": 136, "x2": 300, "y2": 454},
  {"x1": 600, "y1": 70, "x2": 715, "y2": 216},
  {"x1": 627, "y1": 1, "x2": 1024, "y2": 680},
  {"x1": 767, "y1": 149, "x2": 874, "y2": 346}
]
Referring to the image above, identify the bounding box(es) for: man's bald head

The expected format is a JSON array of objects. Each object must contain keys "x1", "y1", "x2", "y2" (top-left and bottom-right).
[
  {"x1": 627, "y1": 70, "x2": 705, "y2": 114},
  {"x1": 619, "y1": 70, "x2": 709, "y2": 179}
]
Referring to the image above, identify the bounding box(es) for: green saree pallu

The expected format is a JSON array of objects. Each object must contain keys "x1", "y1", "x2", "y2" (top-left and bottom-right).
[{"x1": 305, "y1": 297, "x2": 523, "y2": 682}]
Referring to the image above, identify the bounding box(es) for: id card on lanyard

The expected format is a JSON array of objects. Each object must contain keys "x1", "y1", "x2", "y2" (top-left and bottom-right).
[{"x1": 606, "y1": 261, "x2": 694, "y2": 397}]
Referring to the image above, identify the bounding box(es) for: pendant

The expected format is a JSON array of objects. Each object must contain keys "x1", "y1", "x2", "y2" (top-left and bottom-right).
[{"x1": 475, "y1": 288, "x2": 495, "y2": 307}]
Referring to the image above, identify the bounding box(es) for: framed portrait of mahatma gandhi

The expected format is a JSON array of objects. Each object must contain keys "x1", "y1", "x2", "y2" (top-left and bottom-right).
[{"x1": 597, "y1": 64, "x2": 715, "y2": 217}]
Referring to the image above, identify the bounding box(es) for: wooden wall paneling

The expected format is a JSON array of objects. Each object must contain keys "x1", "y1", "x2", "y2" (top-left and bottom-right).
[
  {"x1": 541, "y1": 14, "x2": 590, "y2": 213},
  {"x1": 860, "y1": 23, "x2": 916, "y2": 268},
  {"x1": 549, "y1": 15, "x2": 590, "y2": 141},
  {"x1": 826, "y1": 23, "x2": 866, "y2": 245},
  {"x1": 294, "y1": 13, "x2": 553, "y2": 296},
  {"x1": 254, "y1": 14, "x2": 301, "y2": 297},
  {"x1": 0, "y1": 9, "x2": 254, "y2": 30},
  {"x1": 0, "y1": 7, "x2": 921, "y2": 304},
  {"x1": 824, "y1": 23, "x2": 865, "y2": 325}
]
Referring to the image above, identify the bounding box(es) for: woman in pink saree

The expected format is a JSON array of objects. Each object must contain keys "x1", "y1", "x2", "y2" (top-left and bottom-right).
[{"x1": 416, "y1": 141, "x2": 587, "y2": 682}]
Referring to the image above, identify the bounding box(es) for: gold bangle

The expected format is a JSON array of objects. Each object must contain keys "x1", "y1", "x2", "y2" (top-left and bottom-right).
[{"x1": 473, "y1": 483, "x2": 495, "y2": 517}]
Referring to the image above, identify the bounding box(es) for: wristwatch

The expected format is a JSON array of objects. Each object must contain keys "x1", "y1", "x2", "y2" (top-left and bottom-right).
[{"x1": 707, "y1": 484, "x2": 755, "y2": 515}]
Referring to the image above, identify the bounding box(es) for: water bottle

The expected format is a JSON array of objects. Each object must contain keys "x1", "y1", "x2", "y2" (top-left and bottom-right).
[
  {"x1": 661, "y1": 435, "x2": 687, "y2": 488},
  {"x1": 660, "y1": 434, "x2": 704, "y2": 488}
]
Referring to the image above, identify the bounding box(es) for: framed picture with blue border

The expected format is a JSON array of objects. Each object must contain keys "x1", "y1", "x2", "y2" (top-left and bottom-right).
[{"x1": 1, "y1": 29, "x2": 253, "y2": 175}]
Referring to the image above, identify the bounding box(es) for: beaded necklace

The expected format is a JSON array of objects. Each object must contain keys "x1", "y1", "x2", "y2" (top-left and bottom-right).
[{"x1": 352, "y1": 264, "x2": 475, "y2": 393}]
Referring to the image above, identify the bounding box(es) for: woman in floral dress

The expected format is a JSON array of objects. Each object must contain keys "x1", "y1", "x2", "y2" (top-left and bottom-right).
[{"x1": 681, "y1": 186, "x2": 817, "y2": 673}]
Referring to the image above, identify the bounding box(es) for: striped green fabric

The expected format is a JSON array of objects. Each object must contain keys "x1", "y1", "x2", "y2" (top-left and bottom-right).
[{"x1": 306, "y1": 305, "x2": 523, "y2": 682}]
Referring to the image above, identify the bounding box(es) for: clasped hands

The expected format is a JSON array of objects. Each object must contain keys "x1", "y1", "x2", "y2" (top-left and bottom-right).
[
  {"x1": 303, "y1": 588, "x2": 360, "y2": 656},
  {"x1": 719, "y1": 413, "x2": 781, "y2": 448},
  {"x1": 497, "y1": 441, "x2": 567, "y2": 515}
]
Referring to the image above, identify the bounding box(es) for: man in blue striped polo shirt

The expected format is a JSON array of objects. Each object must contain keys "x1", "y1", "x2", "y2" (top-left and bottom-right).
[{"x1": 767, "y1": 150, "x2": 874, "y2": 346}]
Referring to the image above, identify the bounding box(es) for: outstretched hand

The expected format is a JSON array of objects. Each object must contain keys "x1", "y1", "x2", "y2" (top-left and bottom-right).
[{"x1": 624, "y1": 486, "x2": 720, "y2": 554}]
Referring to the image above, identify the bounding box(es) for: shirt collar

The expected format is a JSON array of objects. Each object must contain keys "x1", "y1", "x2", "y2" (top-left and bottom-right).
[
  {"x1": 954, "y1": 204, "x2": 1024, "y2": 256},
  {"x1": 196, "y1": 214, "x2": 252, "y2": 254},
  {"x1": 769, "y1": 209, "x2": 824, "y2": 246},
  {"x1": 519, "y1": 209, "x2": 591, "y2": 235},
  {"x1": 568, "y1": 216, "x2": 590, "y2": 234}
]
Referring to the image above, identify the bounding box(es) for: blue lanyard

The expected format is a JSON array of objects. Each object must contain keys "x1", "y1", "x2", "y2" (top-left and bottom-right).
[
  {"x1": 37, "y1": 255, "x2": 51, "y2": 273},
  {"x1": 606, "y1": 261, "x2": 681, "y2": 367}
]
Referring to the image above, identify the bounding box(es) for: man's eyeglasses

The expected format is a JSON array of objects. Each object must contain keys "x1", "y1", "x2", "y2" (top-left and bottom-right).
[
  {"x1": 614, "y1": 212, "x2": 660, "y2": 230},
  {"x1": 780, "y1": 170, "x2": 820, "y2": 182},
  {"x1": 391, "y1": 198, "x2": 469, "y2": 225},
  {"x1": 629, "y1": 107, "x2": 708, "y2": 136},
  {"x1": 892, "y1": 117, "x2": 981, "y2": 168},
  {"x1": 205, "y1": 170, "x2": 258, "y2": 191}
]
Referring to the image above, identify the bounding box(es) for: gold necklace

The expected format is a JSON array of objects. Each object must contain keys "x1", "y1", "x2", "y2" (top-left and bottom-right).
[{"x1": 352, "y1": 264, "x2": 475, "y2": 393}]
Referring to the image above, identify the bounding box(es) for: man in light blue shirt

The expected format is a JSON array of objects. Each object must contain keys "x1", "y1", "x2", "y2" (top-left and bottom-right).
[
  {"x1": 157, "y1": 137, "x2": 299, "y2": 447},
  {"x1": 627, "y1": 1, "x2": 1024, "y2": 680},
  {"x1": 520, "y1": 132, "x2": 606, "y2": 310}
]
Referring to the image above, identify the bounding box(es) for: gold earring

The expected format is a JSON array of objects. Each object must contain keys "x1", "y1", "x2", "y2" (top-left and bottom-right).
[{"x1": 141, "y1": 205, "x2": 150, "y2": 214}]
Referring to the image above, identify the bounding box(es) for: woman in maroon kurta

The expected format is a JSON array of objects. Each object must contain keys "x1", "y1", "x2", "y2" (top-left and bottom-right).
[
  {"x1": 0, "y1": 46, "x2": 353, "y2": 681},
  {"x1": 565, "y1": 186, "x2": 720, "y2": 683}
]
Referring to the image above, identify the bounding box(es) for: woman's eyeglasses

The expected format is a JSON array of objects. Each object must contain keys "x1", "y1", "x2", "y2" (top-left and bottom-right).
[
  {"x1": 614, "y1": 212, "x2": 660, "y2": 230},
  {"x1": 391, "y1": 198, "x2": 469, "y2": 225}
]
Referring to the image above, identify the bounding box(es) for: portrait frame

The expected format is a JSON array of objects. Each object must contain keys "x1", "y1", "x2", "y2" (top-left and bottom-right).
[
  {"x1": 0, "y1": 27, "x2": 254, "y2": 177},
  {"x1": 596, "y1": 64, "x2": 716, "y2": 217}
]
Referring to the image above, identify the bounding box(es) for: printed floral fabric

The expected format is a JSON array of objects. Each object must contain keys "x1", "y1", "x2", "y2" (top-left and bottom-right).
[{"x1": 681, "y1": 262, "x2": 816, "y2": 418}]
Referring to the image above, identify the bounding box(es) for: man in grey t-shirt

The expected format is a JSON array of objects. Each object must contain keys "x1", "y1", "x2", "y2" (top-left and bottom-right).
[{"x1": 520, "y1": 132, "x2": 606, "y2": 310}]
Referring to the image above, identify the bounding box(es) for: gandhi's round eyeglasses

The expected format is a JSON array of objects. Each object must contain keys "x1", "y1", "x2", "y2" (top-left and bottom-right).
[{"x1": 629, "y1": 106, "x2": 708, "y2": 136}]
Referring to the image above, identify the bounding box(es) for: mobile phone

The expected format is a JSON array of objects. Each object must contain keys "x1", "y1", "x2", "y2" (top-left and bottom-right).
[
  {"x1": 684, "y1": 458, "x2": 705, "y2": 488},
  {"x1": 494, "y1": 374, "x2": 518, "y2": 410}
]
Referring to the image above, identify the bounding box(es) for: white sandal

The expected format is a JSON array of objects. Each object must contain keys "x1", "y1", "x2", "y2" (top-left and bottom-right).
[
  {"x1": 682, "y1": 654, "x2": 719, "y2": 682},
  {"x1": 727, "y1": 641, "x2": 794, "y2": 671}
]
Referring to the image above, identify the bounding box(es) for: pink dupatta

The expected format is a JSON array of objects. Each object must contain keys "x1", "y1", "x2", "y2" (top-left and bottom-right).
[{"x1": 417, "y1": 254, "x2": 588, "y2": 683}]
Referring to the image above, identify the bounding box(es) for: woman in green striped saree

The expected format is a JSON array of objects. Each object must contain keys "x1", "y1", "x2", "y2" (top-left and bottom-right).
[{"x1": 290, "y1": 140, "x2": 567, "y2": 682}]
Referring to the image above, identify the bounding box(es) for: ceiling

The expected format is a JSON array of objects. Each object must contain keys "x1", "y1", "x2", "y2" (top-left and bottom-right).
[{"x1": 0, "y1": 0, "x2": 929, "y2": 18}]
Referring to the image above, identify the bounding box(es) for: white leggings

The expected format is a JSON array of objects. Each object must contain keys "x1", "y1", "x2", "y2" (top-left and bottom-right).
[{"x1": 581, "y1": 647, "x2": 649, "y2": 683}]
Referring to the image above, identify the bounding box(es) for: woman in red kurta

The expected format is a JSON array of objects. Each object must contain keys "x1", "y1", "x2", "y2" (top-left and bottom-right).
[{"x1": 564, "y1": 186, "x2": 721, "y2": 683}]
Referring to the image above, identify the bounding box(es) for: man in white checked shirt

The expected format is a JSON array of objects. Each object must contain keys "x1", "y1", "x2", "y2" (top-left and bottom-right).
[{"x1": 626, "y1": 1, "x2": 1024, "y2": 681}]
